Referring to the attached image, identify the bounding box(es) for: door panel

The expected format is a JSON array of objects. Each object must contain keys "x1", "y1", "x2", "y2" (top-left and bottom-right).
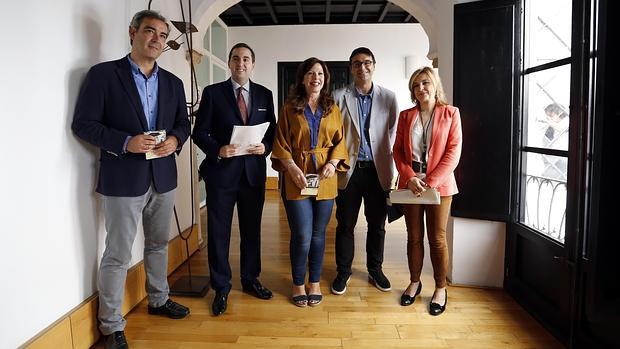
[
  {"x1": 506, "y1": 224, "x2": 571, "y2": 339},
  {"x1": 452, "y1": 0, "x2": 516, "y2": 221}
]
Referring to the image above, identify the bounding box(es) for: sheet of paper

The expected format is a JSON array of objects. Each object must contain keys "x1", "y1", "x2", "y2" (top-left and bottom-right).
[
  {"x1": 229, "y1": 122, "x2": 270, "y2": 156},
  {"x1": 389, "y1": 188, "x2": 440, "y2": 205}
]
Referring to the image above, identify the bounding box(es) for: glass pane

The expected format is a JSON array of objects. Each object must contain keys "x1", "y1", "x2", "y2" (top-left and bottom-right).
[
  {"x1": 213, "y1": 64, "x2": 227, "y2": 83},
  {"x1": 211, "y1": 21, "x2": 227, "y2": 62},
  {"x1": 203, "y1": 26, "x2": 210, "y2": 52},
  {"x1": 524, "y1": 65, "x2": 570, "y2": 150},
  {"x1": 521, "y1": 152, "x2": 566, "y2": 243},
  {"x1": 525, "y1": 0, "x2": 572, "y2": 66},
  {"x1": 194, "y1": 56, "x2": 210, "y2": 92}
]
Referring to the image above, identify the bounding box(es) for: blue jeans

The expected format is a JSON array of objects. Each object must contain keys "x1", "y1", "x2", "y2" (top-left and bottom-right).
[{"x1": 283, "y1": 197, "x2": 334, "y2": 285}]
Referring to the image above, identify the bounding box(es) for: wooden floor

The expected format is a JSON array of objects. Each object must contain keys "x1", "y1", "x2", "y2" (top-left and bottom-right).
[{"x1": 94, "y1": 190, "x2": 563, "y2": 348}]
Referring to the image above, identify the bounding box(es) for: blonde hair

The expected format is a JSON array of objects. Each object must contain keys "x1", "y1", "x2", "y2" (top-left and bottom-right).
[{"x1": 408, "y1": 66, "x2": 447, "y2": 106}]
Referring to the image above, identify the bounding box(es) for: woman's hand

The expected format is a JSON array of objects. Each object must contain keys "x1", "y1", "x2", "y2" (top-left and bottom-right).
[
  {"x1": 285, "y1": 161, "x2": 307, "y2": 189},
  {"x1": 319, "y1": 161, "x2": 337, "y2": 180},
  {"x1": 407, "y1": 177, "x2": 428, "y2": 197}
]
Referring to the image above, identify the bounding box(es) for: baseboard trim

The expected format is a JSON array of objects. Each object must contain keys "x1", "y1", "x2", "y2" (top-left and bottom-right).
[{"x1": 21, "y1": 225, "x2": 200, "y2": 349}]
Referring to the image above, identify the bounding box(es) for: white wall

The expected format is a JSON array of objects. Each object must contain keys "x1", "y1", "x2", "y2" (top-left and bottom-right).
[
  {"x1": 228, "y1": 23, "x2": 431, "y2": 176},
  {"x1": 0, "y1": 1, "x2": 194, "y2": 347}
]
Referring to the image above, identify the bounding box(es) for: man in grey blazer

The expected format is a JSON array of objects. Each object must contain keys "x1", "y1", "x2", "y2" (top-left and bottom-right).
[{"x1": 331, "y1": 47, "x2": 398, "y2": 295}]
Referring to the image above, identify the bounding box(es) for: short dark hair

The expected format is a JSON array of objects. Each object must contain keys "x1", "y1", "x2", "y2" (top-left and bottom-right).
[
  {"x1": 349, "y1": 47, "x2": 376, "y2": 65},
  {"x1": 130, "y1": 10, "x2": 169, "y2": 32},
  {"x1": 228, "y1": 43, "x2": 256, "y2": 63}
]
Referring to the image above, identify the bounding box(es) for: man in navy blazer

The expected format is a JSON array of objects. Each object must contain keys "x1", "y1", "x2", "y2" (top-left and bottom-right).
[
  {"x1": 192, "y1": 43, "x2": 276, "y2": 316},
  {"x1": 72, "y1": 10, "x2": 190, "y2": 349}
]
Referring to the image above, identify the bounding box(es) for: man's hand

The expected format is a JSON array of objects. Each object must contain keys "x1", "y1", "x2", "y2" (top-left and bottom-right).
[
  {"x1": 219, "y1": 144, "x2": 240, "y2": 158},
  {"x1": 151, "y1": 136, "x2": 179, "y2": 157},
  {"x1": 246, "y1": 143, "x2": 265, "y2": 155},
  {"x1": 127, "y1": 134, "x2": 157, "y2": 154}
]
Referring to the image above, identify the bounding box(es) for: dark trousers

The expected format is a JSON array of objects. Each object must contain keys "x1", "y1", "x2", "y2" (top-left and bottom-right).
[
  {"x1": 335, "y1": 162, "x2": 388, "y2": 275},
  {"x1": 206, "y1": 171, "x2": 264, "y2": 294}
]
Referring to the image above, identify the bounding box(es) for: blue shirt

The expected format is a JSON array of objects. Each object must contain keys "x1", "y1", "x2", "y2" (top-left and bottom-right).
[
  {"x1": 128, "y1": 55, "x2": 159, "y2": 131},
  {"x1": 304, "y1": 104, "x2": 323, "y2": 172},
  {"x1": 356, "y1": 86, "x2": 374, "y2": 162}
]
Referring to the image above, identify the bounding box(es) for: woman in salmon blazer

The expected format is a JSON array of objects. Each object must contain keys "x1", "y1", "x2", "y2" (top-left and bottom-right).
[
  {"x1": 272, "y1": 57, "x2": 349, "y2": 307},
  {"x1": 393, "y1": 66, "x2": 462, "y2": 315}
]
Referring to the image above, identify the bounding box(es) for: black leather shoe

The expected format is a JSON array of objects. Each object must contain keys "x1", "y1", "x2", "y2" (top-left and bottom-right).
[
  {"x1": 368, "y1": 270, "x2": 392, "y2": 291},
  {"x1": 212, "y1": 292, "x2": 228, "y2": 316},
  {"x1": 241, "y1": 279, "x2": 273, "y2": 299},
  {"x1": 400, "y1": 282, "x2": 422, "y2": 306},
  {"x1": 147, "y1": 299, "x2": 190, "y2": 319},
  {"x1": 104, "y1": 331, "x2": 128, "y2": 349},
  {"x1": 429, "y1": 289, "x2": 447, "y2": 316}
]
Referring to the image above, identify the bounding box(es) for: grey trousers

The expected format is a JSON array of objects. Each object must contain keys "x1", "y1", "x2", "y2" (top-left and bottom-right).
[{"x1": 98, "y1": 186, "x2": 176, "y2": 335}]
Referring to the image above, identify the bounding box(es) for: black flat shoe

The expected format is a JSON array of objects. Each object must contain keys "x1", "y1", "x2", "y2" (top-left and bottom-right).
[
  {"x1": 241, "y1": 279, "x2": 273, "y2": 299},
  {"x1": 212, "y1": 292, "x2": 228, "y2": 316},
  {"x1": 147, "y1": 299, "x2": 190, "y2": 319},
  {"x1": 429, "y1": 289, "x2": 447, "y2": 316},
  {"x1": 400, "y1": 282, "x2": 422, "y2": 306}
]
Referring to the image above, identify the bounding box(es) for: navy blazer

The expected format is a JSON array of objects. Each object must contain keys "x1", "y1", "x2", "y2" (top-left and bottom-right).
[
  {"x1": 72, "y1": 56, "x2": 191, "y2": 197},
  {"x1": 192, "y1": 79, "x2": 276, "y2": 188}
]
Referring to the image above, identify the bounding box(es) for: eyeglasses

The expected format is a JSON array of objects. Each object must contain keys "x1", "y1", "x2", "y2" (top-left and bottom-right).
[{"x1": 351, "y1": 60, "x2": 374, "y2": 68}]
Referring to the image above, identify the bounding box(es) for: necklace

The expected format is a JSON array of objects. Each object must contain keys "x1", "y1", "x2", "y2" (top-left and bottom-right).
[{"x1": 420, "y1": 106, "x2": 435, "y2": 170}]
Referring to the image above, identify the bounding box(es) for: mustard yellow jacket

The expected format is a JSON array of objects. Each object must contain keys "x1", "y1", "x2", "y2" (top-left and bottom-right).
[{"x1": 271, "y1": 104, "x2": 349, "y2": 200}]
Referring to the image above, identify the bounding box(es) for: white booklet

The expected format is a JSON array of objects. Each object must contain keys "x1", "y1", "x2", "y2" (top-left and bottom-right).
[
  {"x1": 229, "y1": 122, "x2": 270, "y2": 156},
  {"x1": 389, "y1": 188, "x2": 440, "y2": 205}
]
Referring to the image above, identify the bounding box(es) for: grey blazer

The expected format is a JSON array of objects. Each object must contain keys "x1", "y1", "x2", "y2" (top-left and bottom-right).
[{"x1": 333, "y1": 83, "x2": 399, "y2": 191}]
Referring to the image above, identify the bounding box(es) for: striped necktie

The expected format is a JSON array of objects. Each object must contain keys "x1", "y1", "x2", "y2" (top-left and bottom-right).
[{"x1": 237, "y1": 87, "x2": 248, "y2": 124}]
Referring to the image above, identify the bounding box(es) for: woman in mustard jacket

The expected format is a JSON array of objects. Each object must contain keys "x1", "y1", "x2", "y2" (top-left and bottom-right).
[
  {"x1": 393, "y1": 67, "x2": 462, "y2": 315},
  {"x1": 272, "y1": 57, "x2": 349, "y2": 307}
]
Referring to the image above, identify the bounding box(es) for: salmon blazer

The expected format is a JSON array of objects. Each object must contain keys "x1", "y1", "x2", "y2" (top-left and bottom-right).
[
  {"x1": 272, "y1": 104, "x2": 350, "y2": 200},
  {"x1": 393, "y1": 104, "x2": 462, "y2": 196}
]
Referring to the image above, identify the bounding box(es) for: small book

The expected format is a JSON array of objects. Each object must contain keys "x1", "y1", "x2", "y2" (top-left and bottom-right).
[
  {"x1": 145, "y1": 130, "x2": 167, "y2": 160},
  {"x1": 300, "y1": 174, "x2": 319, "y2": 196}
]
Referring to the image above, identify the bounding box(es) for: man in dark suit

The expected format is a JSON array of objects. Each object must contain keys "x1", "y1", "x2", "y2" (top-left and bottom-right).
[
  {"x1": 72, "y1": 10, "x2": 190, "y2": 349},
  {"x1": 192, "y1": 43, "x2": 276, "y2": 316}
]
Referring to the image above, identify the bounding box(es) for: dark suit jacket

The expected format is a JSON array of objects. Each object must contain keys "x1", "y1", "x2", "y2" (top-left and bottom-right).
[
  {"x1": 192, "y1": 79, "x2": 276, "y2": 188},
  {"x1": 72, "y1": 56, "x2": 190, "y2": 197}
]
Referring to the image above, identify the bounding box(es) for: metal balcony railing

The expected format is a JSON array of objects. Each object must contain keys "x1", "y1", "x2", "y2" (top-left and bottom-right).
[{"x1": 523, "y1": 174, "x2": 567, "y2": 243}]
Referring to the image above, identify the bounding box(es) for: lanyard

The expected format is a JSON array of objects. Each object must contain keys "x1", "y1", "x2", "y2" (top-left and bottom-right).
[{"x1": 421, "y1": 107, "x2": 435, "y2": 168}]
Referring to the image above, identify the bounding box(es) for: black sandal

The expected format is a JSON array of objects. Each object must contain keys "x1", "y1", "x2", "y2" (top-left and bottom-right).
[
  {"x1": 307, "y1": 294, "x2": 323, "y2": 306},
  {"x1": 292, "y1": 294, "x2": 308, "y2": 307}
]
